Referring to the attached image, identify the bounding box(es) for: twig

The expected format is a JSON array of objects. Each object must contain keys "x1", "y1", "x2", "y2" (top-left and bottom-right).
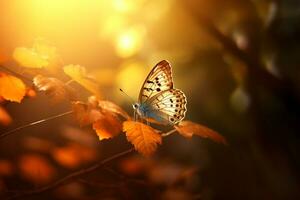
[
  {"x1": 65, "y1": 79, "x2": 74, "y2": 86},
  {"x1": 0, "y1": 111, "x2": 73, "y2": 140},
  {"x1": 161, "y1": 129, "x2": 177, "y2": 137},
  {"x1": 182, "y1": 4, "x2": 286, "y2": 91},
  {"x1": 0, "y1": 65, "x2": 32, "y2": 83},
  {"x1": 6, "y1": 148, "x2": 135, "y2": 200},
  {"x1": 6, "y1": 128, "x2": 178, "y2": 199}
]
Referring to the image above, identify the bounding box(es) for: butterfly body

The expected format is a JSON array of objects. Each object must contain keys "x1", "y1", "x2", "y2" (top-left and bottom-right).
[{"x1": 133, "y1": 60, "x2": 187, "y2": 125}]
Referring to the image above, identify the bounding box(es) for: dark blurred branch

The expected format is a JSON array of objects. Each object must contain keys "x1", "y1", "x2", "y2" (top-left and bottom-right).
[
  {"x1": 198, "y1": 16, "x2": 282, "y2": 89},
  {"x1": 0, "y1": 65, "x2": 32, "y2": 83},
  {"x1": 6, "y1": 128, "x2": 179, "y2": 199},
  {"x1": 6, "y1": 148, "x2": 135, "y2": 200},
  {"x1": 0, "y1": 111, "x2": 73, "y2": 140},
  {"x1": 183, "y1": 4, "x2": 297, "y2": 95}
]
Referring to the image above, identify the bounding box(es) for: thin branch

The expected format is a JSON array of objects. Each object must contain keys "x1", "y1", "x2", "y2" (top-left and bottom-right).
[
  {"x1": 6, "y1": 148, "x2": 135, "y2": 200},
  {"x1": 0, "y1": 65, "x2": 32, "y2": 83},
  {"x1": 5, "y1": 128, "x2": 178, "y2": 199},
  {"x1": 0, "y1": 111, "x2": 73, "y2": 140},
  {"x1": 182, "y1": 4, "x2": 286, "y2": 91},
  {"x1": 65, "y1": 79, "x2": 75, "y2": 86},
  {"x1": 161, "y1": 129, "x2": 177, "y2": 137}
]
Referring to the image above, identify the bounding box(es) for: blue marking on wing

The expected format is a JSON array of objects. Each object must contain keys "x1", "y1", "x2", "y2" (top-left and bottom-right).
[
  {"x1": 147, "y1": 111, "x2": 166, "y2": 123},
  {"x1": 139, "y1": 103, "x2": 167, "y2": 124}
]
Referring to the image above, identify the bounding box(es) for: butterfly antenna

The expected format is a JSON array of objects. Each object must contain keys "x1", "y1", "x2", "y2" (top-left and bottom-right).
[{"x1": 119, "y1": 88, "x2": 135, "y2": 103}]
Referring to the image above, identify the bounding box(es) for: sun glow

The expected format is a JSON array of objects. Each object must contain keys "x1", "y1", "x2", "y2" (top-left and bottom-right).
[{"x1": 115, "y1": 26, "x2": 146, "y2": 58}]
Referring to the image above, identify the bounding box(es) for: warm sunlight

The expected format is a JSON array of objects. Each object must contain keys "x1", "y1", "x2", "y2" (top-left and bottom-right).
[
  {"x1": 115, "y1": 26, "x2": 146, "y2": 58},
  {"x1": 0, "y1": 0, "x2": 299, "y2": 199}
]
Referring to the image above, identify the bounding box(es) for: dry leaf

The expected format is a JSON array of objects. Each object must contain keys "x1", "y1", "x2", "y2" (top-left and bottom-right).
[
  {"x1": 175, "y1": 120, "x2": 227, "y2": 145},
  {"x1": 33, "y1": 74, "x2": 76, "y2": 102},
  {"x1": 13, "y1": 38, "x2": 60, "y2": 70},
  {"x1": 71, "y1": 101, "x2": 103, "y2": 126},
  {"x1": 63, "y1": 65, "x2": 101, "y2": 97},
  {"x1": 119, "y1": 156, "x2": 149, "y2": 175},
  {"x1": 19, "y1": 154, "x2": 56, "y2": 184},
  {"x1": 123, "y1": 121, "x2": 162, "y2": 156},
  {"x1": 98, "y1": 100, "x2": 130, "y2": 120},
  {"x1": 93, "y1": 112, "x2": 122, "y2": 140},
  {"x1": 51, "y1": 143, "x2": 97, "y2": 169},
  {"x1": 0, "y1": 72, "x2": 26, "y2": 102},
  {"x1": 0, "y1": 106, "x2": 12, "y2": 126},
  {"x1": 13, "y1": 47, "x2": 48, "y2": 68},
  {"x1": 22, "y1": 136, "x2": 54, "y2": 153},
  {"x1": 61, "y1": 126, "x2": 98, "y2": 147},
  {"x1": 72, "y1": 97, "x2": 128, "y2": 127}
]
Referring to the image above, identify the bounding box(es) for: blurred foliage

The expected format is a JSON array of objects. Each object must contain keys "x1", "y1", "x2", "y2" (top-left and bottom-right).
[{"x1": 0, "y1": 0, "x2": 300, "y2": 199}]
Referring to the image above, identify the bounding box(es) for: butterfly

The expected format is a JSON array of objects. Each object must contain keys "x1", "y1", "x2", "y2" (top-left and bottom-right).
[{"x1": 133, "y1": 60, "x2": 187, "y2": 125}]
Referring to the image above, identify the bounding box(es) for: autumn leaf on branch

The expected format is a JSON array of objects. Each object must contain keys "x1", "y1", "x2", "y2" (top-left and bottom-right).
[
  {"x1": 0, "y1": 72, "x2": 26, "y2": 103},
  {"x1": 72, "y1": 96, "x2": 127, "y2": 140},
  {"x1": 13, "y1": 47, "x2": 48, "y2": 69},
  {"x1": 63, "y1": 65, "x2": 101, "y2": 98},
  {"x1": 33, "y1": 74, "x2": 76, "y2": 103},
  {"x1": 13, "y1": 38, "x2": 61, "y2": 71},
  {"x1": 123, "y1": 121, "x2": 162, "y2": 156},
  {"x1": 72, "y1": 96, "x2": 130, "y2": 126},
  {"x1": 71, "y1": 101, "x2": 103, "y2": 127},
  {"x1": 98, "y1": 100, "x2": 131, "y2": 120},
  {"x1": 19, "y1": 154, "x2": 56, "y2": 185},
  {"x1": 93, "y1": 112, "x2": 123, "y2": 140},
  {"x1": 175, "y1": 120, "x2": 227, "y2": 145},
  {"x1": 51, "y1": 143, "x2": 97, "y2": 169}
]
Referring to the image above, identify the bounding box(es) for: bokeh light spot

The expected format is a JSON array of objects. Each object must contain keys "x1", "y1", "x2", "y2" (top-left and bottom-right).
[{"x1": 115, "y1": 26, "x2": 146, "y2": 58}]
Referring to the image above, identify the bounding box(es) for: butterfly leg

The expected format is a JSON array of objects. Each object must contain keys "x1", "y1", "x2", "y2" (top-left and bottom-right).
[
  {"x1": 144, "y1": 113, "x2": 150, "y2": 125},
  {"x1": 133, "y1": 110, "x2": 137, "y2": 121}
]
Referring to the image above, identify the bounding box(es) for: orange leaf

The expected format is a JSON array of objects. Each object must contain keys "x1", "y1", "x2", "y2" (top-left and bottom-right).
[
  {"x1": 63, "y1": 65, "x2": 101, "y2": 97},
  {"x1": 72, "y1": 97, "x2": 128, "y2": 127},
  {"x1": 13, "y1": 47, "x2": 48, "y2": 68},
  {"x1": 93, "y1": 112, "x2": 122, "y2": 140},
  {"x1": 22, "y1": 136, "x2": 54, "y2": 153},
  {"x1": 123, "y1": 121, "x2": 162, "y2": 156},
  {"x1": 71, "y1": 101, "x2": 103, "y2": 126},
  {"x1": 0, "y1": 106, "x2": 12, "y2": 126},
  {"x1": 51, "y1": 143, "x2": 97, "y2": 169},
  {"x1": 19, "y1": 154, "x2": 56, "y2": 184},
  {"x1": 175, "y1": 120, "x2": 227, "y2": 145},
  {"x1": 98, "y1": 100, "x2": 130, "y2": 120},
  {"x1": 0, "y1": 72, "x2": 26, "y2": 102},
  {"x1": 33, "y1": 74, "x2": 76, "y2": 102},
  {"x1": 13, "y1": 38, "x2": 61, "y2": 70}
]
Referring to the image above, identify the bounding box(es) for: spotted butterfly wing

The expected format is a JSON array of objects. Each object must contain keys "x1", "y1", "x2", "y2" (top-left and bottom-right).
[
  {"x1": 138, "y1": 60, "x2": 187, "y2": 125},
  {"x1": 138, "y1": 60, "x2": 173, "y2": 103},
  {"x1": 146, "y1": 89, "x2": 187, "y2": 124}
]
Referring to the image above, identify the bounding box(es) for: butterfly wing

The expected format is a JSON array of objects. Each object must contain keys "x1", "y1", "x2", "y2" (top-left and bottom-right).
[
  {"x1": 138, "y1": 60, "x2": 173, "y2": 104},
  {"x1": 145, "y1": 89, "x2": 187, "y2": 125}
]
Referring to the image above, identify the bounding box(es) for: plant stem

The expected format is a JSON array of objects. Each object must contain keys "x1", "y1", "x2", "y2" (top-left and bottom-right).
[
  {"x1": 6, "y1": 148, "x2": 135, "y2": 200},
  {"x1": 161, "y1": 129, "x2": 177, "y2": 137},
  {"x1": 0, "y1": 111, "x2": 73, "y2": 140},
  {"x1": 0, "y1": 65, "x2": 32, "y2": 83}
]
